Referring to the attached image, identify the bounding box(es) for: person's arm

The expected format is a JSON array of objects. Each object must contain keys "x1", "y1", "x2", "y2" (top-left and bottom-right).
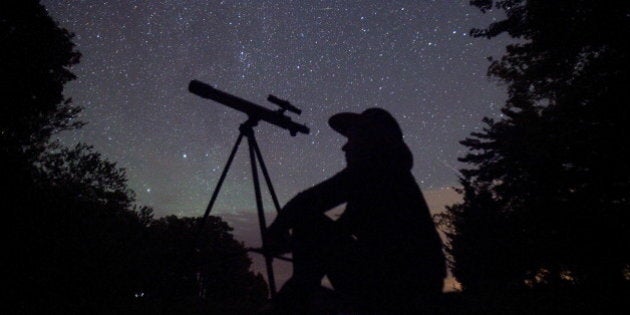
[{"x1": 267, "y1": 169, "x2": 350, "y2": 233}]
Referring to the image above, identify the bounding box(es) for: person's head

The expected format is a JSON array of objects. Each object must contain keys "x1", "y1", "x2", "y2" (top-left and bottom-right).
[{"x1": 328, "y1": 108, "x2": 413, "y2": 169}]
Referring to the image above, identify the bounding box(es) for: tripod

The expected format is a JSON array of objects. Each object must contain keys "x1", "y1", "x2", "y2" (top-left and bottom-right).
[{"x1": 194, "y1": 117, "x2": 291, "y2": 296}]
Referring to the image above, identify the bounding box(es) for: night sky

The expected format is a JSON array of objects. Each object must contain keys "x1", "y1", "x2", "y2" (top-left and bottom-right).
[{"x1": 42, "y1": 1, "x2": 513, "y2": 290}]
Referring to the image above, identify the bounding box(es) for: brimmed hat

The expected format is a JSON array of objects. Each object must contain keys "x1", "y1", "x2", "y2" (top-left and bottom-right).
[{"x1": 328, "y1": 108, "x2": 403, "y2": 142}]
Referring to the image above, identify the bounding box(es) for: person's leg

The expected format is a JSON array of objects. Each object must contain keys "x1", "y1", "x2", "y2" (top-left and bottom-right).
[
  {"x1": 267, "y1": 214, "x2": 353, "y2": 313},
  {"x1": 289, "y1": 214, "x2": 346, "y2": 290}
]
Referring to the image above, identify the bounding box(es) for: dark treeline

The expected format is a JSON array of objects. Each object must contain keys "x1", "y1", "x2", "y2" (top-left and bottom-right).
[
  {"x1": 2, "y1": 1, "x2": 267, "y2": 314},
  {"x1": 438, "y1": 0, "x2": 630, "y2": 313}
]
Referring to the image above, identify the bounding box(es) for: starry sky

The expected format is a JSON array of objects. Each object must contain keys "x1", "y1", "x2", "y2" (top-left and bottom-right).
[
  {"x1": 43, "y1": 0, "x2": 511, "y2": 217},
  {"x1": 42, "y1": 0, "x2": 513, "y2": 292}
]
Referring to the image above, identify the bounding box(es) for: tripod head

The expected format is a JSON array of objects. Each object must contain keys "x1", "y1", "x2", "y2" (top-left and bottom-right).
[{"x1": 189, "y1": 80, "x2": 310, "y2": 136}]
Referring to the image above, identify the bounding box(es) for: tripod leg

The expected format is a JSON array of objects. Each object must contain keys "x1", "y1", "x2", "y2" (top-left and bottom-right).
[
  {"x1": 251, "y1": 137, "x2": 282, "y2": 213},
  {"x1": 194, "y1": 132, "x2": 244, "y2": 249},
  {"x1": 247, "y1": 135, "x2": 278, "y2": 296}
]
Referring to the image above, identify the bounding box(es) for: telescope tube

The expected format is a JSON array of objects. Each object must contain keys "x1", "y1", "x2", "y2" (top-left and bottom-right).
[{"x1": 189, "y1": 80, "x2": 309, "y2": 136}]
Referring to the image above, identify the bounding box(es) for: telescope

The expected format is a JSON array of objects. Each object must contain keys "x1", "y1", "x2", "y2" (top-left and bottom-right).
[
  {"x1": 188, "y1": 80, "x2": 309, "y2": 136},
  {"x1": 189, "y1": 79, "x2": 306, "y2": 296}
]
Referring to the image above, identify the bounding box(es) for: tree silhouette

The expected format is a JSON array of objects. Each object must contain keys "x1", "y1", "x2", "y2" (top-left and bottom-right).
[
  {"x1": 137, "y1": 215, "x2": 268, "y2": 314},
  {"x1": 442, "y1": 0, "x2": 630, "y2": 293},
  {"x1": 1, "y1": 0, "x2": 82, "y2": 175},
  {"x1": 4, "y1": 1, "x2": 268, "y2": 313}
]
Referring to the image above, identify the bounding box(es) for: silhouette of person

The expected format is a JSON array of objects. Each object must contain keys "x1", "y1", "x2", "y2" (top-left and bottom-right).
[{"x1": 264, "y1": 108, "x2": 446, "y2": 312}]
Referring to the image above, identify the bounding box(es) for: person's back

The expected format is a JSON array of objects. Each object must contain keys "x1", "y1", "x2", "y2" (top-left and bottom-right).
[{"x1": 337, "y1": 163, "x2": 445, "y2": 310}]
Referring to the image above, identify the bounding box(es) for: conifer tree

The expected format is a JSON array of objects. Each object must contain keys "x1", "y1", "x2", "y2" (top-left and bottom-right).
[{"x1": 443, "y1": 0, "x2": 630, "y2": 291}]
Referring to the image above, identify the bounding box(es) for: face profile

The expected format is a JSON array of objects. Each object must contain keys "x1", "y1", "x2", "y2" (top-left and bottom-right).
[
  {"x1": 330, "y1": 108, "x2": 410, "y2": 168},
  {"x1": 341, "y1": 130, "x2": 365, "y2": 166}
]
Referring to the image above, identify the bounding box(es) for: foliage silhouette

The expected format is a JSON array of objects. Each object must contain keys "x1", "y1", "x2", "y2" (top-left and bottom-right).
[
  {"x1": 138, "y1": 215, "x2": 268, "y2": 314},
  {"x1": 442, "y1": 0, "x2": 630, "y2": 297},
  {"x1": 1, "y1": 0, "x2": 82, "y2": 168},
  {"x1": 3, "y1": 1, "x2": 267, "y2": 313}
]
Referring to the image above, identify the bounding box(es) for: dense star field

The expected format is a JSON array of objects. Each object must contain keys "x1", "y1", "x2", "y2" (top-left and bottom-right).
[{"x1": 42, "y1": 0, "x2": 513, "y2": 290}]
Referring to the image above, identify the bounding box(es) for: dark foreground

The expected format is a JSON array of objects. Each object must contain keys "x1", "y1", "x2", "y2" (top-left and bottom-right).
[{"x1": 116, "y1": 286, "x2": 629, "y2": 314}]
